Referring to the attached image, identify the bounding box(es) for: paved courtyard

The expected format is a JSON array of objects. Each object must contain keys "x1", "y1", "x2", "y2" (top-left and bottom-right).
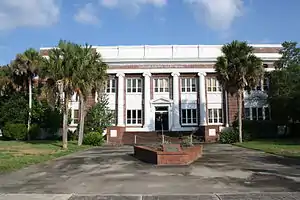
[{"x1": 0, "y1": 144, "x2": 300, "y2": 199}]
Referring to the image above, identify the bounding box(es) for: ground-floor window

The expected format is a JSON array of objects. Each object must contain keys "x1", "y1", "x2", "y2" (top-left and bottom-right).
[
  {"x1": 109, "y1": 110, "x2": 116, "y2": 125},
  {"x1": 208, "y1": 108, "x2": 223, "y2": 124},
  {"x1": 181, "y1": 109, "x2": 197, "y2": 125},
  {"x1": 126, "y1": 109, "x2": 142, "y2": 125},
  {"x1": 73, "y1": 109, "x2": 79, "y2": 124},
  {"x1": 244, "y1": 107, "x2": 270, "y2": 120}
]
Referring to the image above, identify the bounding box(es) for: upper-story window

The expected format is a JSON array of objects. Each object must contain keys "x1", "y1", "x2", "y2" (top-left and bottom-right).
[
  {"x1": 154, "y1": 78, "x2": 169, "y2": 93},
  {"x1": 127, "y1": 78, "x2": 142, "y2": 93},
  {"x1": 207, "y1": 78, "x2": 221, "y2": 92},
  {"x1": 106, "y1": 78, "x2": 116, "y2": 93},
  {"x1": 253, "y1": 77, "x2": 269, "y2": 92},
  {"x1": 181, "y1": 78, "x2": 196, "y2": 92}
]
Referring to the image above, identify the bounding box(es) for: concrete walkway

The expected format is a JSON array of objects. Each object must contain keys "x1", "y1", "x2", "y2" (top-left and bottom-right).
[{"x1": 0, "y1": 144, "x2": 300, "y2": 199}]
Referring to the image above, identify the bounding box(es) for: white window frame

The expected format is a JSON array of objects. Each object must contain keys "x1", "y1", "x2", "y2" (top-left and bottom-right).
[
  {"x1": 181, "y1": 78, "x2": 197, "y2": 93},
  {"x1": 208, "y1": 108, "x2": 223, "y2": 124},
  {"x1": 106, "y1": 78, "x2": 116, "y2": 93},
  {"x1": 244, "y1": 106, "x2": 270, "y2": 120},
  {"x1": 154, "y1": 78, "x2": 169, "y2": 93},
  {"x1": 72, "y1": 109, "x2": 79, "y2": 124},
  {"x1": 126, "y1": 109, "x2": 142, "y2": 125},
  {"x1": 207, "y1": 77, "x2": 221, "y2": 92},
  {"x1": 109, "y1": 110, "x2": 116, "y2": 126},
  {"x1": 181, "y1": 109, "x2": 197, "y2": 125},
  {"x1": 126, "y1": 78, "x2": 142, "y2": 93}
]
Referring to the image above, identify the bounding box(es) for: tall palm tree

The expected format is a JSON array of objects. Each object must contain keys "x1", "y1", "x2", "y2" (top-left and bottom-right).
[
  {"x1": 42, "y1": 40, "x2": 77, "y2": 149},
  {"x1": 74, "y1": 44, "x2": 108, "y2": 146},
  {"x1": 215, "y1": 40, "x2": 263, "y2": 143},
  {"x1": 10, "y1": 49, "x2": 43, "y2": 140}
]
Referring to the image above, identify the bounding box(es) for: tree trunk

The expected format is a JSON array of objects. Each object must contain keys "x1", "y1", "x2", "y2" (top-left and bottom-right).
[
  {"x1": 237, "y1": 90, "x2": 243, "y2": 143},
  {"x1": 27, "y1": 78, "x2": 32, "y2": 141},
  {"x1": 62, "y1": 95, "x2": 69, "y2": 149},
  {"x1": 78, "y1": 93, "x2": 85, "y2": 146}
]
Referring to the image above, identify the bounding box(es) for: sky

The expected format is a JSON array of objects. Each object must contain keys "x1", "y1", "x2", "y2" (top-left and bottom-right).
[{"x1": 0, "y1": 0, "x2": 299, "y2": 65}]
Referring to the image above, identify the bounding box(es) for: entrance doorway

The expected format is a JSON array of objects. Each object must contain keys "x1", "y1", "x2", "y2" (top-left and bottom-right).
[{"x1": 155, "y1": 106, "x2": 169, "y2": 131}]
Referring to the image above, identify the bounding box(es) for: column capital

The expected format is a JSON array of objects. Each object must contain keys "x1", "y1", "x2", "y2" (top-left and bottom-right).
[
  {"x1": 197, "y1": 72, "x2": 207, "y2": 77},
  {"x1": 171, "y1": 72, "x2": 180, "y2": 77},
  {"x1": 142, "y1": 72, "x2": 152, "y2": 77},
  {"x1": 116, "y1": 72, "x2": 125, "y2": 77}
]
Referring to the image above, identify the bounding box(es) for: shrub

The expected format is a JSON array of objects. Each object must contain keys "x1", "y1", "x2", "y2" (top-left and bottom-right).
[
  {"x1": 3, "y1": 123, "x2": 27, "y2": 140},
  {"x1": 68, "y1": 130, "x2": 78, "y2": 141},
  {"x1": 83, "y1": 132, "x2": 104, "y2": 146},
  {"x1": 219, "y1": 127, "x2": 239, "y2": 144},
  {"x1": 29, "y1": 124, "x2": 41, "y2": 140}
]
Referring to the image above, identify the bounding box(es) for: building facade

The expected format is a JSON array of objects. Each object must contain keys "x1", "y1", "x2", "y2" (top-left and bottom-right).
[{"x1": 40, "y1": 44, "x2": 281, "y2": 142}]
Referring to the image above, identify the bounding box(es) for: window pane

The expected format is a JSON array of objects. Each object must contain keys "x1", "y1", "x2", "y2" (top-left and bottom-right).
[
  {"x1": 252, "y1": 108, "x2": 257, "y2": 120},
  {"x1": 181, "y1": 79, "x2": 185, "y2": 92},
  {"x1": 187, "y1": 109, "x2": 192, "y2": 123},
  {"x1": 187, "y1": 79, "x2": 191, "y2": 92},
  {"x1": 245, "y1": 108, "x2": 250, "y2": 120},
  {"x1": 218, "y1": 109, "x2": 223, "y2": 123},
  {"x1": 182, "y1": 109, "x2": 187, "y2": 124},
  {"x1": 192, "y1": 109, "x2": 197, "y2": 123},
  {"x1": 191, "y1": 78, "x2": 196, "y2": 92},
  {"x1": 127, "y1": 110, "x2": 131, "y2": 124},
  {"x1": 208, "y1": 109, "x2": 213, "y2": 123},
  {"x1": 265, "y1": 107, "x2": 270, "y2": 120},
  {"x1": 213, "y1": 109, "x2": 218, "y2": 123},
  {"x1": 207, "y1": 78, "x2": 211, "y2": 92},
  {"x1": 127, "y1": 79, "x2": 131, "y2": 93},
  {"x1": 258, "y1": 107, "x2": 263, "y2": 120}
]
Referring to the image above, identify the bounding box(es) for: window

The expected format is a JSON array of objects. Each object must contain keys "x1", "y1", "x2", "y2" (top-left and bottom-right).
[
  {"x1": 253, "y1": 77, "x2": 269, "y2": 91},
  {"x1": 244, "y1": 108, "x2": 250, "y2": 120},
  {"x1": 109, "y1": 110, "x2": 116, "y2": 125},
  {"x1": 246, "y1": 107, "x2": 271, "y2": 120},
  {"x1": 73, "y1": 110, "x2": 79, "y2": 124},
  {"x1": 126, "y1": 109, "x2": 142, "y2": 125},
  {"x1": 181, "y1": 78, "x2": 196, "y2": 92},
  {"x1": 106, "y1": 78, "x2": 116, "y2": 93},
  {"x1": 154, "y1": 78, "x2": 169, "y2": 92},
  {"x1": 208, "y1": 108, "x2": 223, "y2": 124},
  {"x1": 207, "y1": 78, "x2": 221, "y2": 92},
  {"x1": 127, "y1": 78, "x2": 142, "y2": 93},
  {"x1": 181, "y1": 109, "x2": 197, "y2": 125}
]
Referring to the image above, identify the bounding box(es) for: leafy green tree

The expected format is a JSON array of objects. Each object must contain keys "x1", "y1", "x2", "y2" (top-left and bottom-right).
[
  {"x1": 215, "y1": 40, "x2": 263, "y2": 143},
  {"x1": 269, "y1": 41, "x2": 300, "y2": 127},
  {"x1": 84, "y1": 94, "x2": 113, "y2": 134}
]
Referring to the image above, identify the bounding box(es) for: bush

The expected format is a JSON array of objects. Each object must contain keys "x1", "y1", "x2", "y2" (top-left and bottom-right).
[
  {"x1": 233, "y1": 120, "x2": 277, "y2": 139},
  {"x1": 68, "y1": 130, "x2": 78, "y2": 141},
  {"x1": 83, "y1": 132, "x2": 104, "y2": 146},
  {"x1": 29, "y1": 124, "x2": 41, "y2": 140},
  {"x1": 3, "y1": 123, "x2": 27, "y2": 140},
  {"x1": 219, "y1": 127, "x2": 238, "y2": 144}
]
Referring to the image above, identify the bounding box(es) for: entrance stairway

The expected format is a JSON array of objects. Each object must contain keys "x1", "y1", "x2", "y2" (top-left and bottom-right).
[{"x1": 122, "y1": 131, "x2": 204, "y2": 145}]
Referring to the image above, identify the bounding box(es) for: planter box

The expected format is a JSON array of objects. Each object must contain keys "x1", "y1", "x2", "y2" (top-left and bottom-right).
[{"x1": 134, "y1": 145, "x2": 203, "y2": 166}]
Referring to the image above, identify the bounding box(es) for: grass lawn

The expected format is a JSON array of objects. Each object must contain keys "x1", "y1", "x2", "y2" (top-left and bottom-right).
[
  {"x1": 235, "y1": 139, "x2": 300, "y2": 158},
  {"x1": 0, "y1": 140, "x2": 91, "y2": 173}
]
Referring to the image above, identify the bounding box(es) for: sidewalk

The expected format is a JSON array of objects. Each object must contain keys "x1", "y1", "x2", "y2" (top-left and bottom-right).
[{"x1": 1, "y1": 192, "x2": 300, "y2": 200}]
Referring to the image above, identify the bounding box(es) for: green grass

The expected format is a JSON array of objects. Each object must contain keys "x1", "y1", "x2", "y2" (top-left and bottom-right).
[
  {"x1": 235, "y1": 139, "x2": 300, "y2": 158},
  {"x1": 0, "y1": 140, "x2": 91, "y2": 173}
]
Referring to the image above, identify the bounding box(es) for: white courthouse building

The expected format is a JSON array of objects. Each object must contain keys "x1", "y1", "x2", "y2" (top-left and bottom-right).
[{"x1": 40, "y1": 44, "x2": 281, "y2": 142}]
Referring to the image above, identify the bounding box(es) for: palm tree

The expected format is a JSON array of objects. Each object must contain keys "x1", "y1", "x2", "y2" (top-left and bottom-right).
[
  {"x1": 10, "y1": 49, "x2": 43, "y2": 140},
  {"x1": 42, "y1": 40, "x2": 78, "y2": 149},
  {"x1": 215, "y1": 40, "x2": 263, "y2": 143},
  {"x1": 74, "y1": 44, "x2": 108, "y2": 146}
]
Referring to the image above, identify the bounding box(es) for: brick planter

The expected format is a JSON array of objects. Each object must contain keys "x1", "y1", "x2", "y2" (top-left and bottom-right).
[{"x1": 133, "y1": 145, "x2": 203, "y2": 166}]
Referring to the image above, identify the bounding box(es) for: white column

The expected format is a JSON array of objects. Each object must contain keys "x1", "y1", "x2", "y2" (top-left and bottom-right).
[
  {"x1": 143, "y1": 72, "x2": 151, "y2": 130},
  {"x1": 171, "y1": 72, "x2": 181, "y2": 130},
  {"x1": 117, "y1": 73, "x2": 125, "y2": 126},
  {"x1": 198, "y1": 72, "x2": 207, "y2": 125}
]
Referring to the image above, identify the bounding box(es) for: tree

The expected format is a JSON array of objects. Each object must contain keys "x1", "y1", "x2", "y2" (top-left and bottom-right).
[
  {"x1": 42, "y1": 40, "x2": 78, "y2": 149},
  {"x1": 269, "y1": 41, "x2": 300, "y2": 127},
  {"x1": 215, "y1": 40, "x2": 263, "y2": 143},
  {"x1": 10, "y1": 48, "x2": 43, "y2": 140}
]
